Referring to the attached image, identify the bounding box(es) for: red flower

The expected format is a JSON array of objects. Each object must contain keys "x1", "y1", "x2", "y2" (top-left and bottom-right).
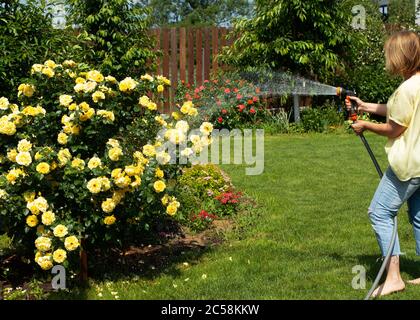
[
  {"x1": 250, "y1": 108, "x2": 256, "y2": 114},
  {"x1": 253, "y1": 96, "x2": 259, "y2": 102},
  {"x1": 238, "y1": 104, "x2": 245, "y2": 112},
  {"x1": 217, "y1": 117, "x2": 223, "y2": 123},
  {"x1": 221, "y1": 109, "x2": 228, "y2": 114},
  {"x1": 233, "y1": 88, "x2": 239, "y2": 93},
  {"x1": 236, "y1": 94, "x2": 243, "y2": 100},
  {"x1": 194, "y1": 88, "x2": 200, "y2": 94},
  {"x1": 199, "y1": 85, "x2": 205, "y2": 91},
  {"x1": 247, "y1": 99, "x2": 254, "y2": 105},
  {"x1": 224, "y1": 88, "x2": 231, "y2": 94}
]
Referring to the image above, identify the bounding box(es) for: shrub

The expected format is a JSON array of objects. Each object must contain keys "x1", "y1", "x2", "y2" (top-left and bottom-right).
[
  {"x1": 301, "y1": 101, "x2": 345, "y2": 133},
  {"x1": 0, "y1": 59, "x2": 212, "y2": 274},
  {"x1": 176, "y1": 77, "x2": 270, "y2": 130},
  {"x1": 175, "y1": 164, "x2": 243, "y2": 231}
]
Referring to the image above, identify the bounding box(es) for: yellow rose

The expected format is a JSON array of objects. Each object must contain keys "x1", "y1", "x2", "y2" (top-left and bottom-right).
[
  {"x1": 97, "y1": 110, "x2": 115, "y2": 121},
  {"x1": 0, "y1": 97, "x2": 9, "y2": 110},
  {"x1": 58, "y1": 148, "x2": 72, "y2": 166},
  {"x1": 118, "y1": 77, "x2": 137, "y2": 92},
  {"x1": 157, "y1": 84, "x2": 164, "y2": 93},
  {"x1": 166, "y1": 200, "x2": 180, "y2": 216},
  {"x1": 88, "y1": 157, "x2": 102, "y2": 169},
  {"x1": 188, "y1": 107, "x2": 198, "y2": 117},
  {"x1": 100, "y1": 177, "x2": 111, "y2": 191},
  {"x1": 35, "y1": 236, "x2": 52, "y2": 252},
  {"x1": 63, "y1": 60, "x2": 76, "y2": 68},
  {"x1": 75, "y1": 77, "x2": 86, "y2": 84},
  {"x1": 44, "y1": 60, "x2": 57, "y2": 69},
  {"x1": 41, "y1": 211, "x2": 55, "y2": 226},
  {"x1": 171, "y1": 111, "x2": 181, "y2": 121},
  {"x1": 16, "y1": 151, "x2": 32, "y2": 166},
  {"x1": 142, "y1": 144, "x2": 156, "y2": 157},
  {"x1": 115, "y1": 175, "x2": 131, "y2": 188},
  {"x1": 31, "y1": 64, "x2": 43, "y2": 74},
  {"x1": 23, "y1": 191, "x2": 36, "y2": 202},
  {"x1": 104, "y1": 215, "x2": 116, "y2": 225},
  {"x1": 141, "y1": 74, "x2": 154, "y2": 82},
  {"x1": 200, "y1": 122, "x2": 214, "y2": 136},
  {"x1": 92, "y1": 90, "x2": 105, "y2": 103},
  {"x1": 42, "y1": 67, "x2": 55, "y2": 78},
  {"x1": 153, "y1": 180, "x2": 166, "y2": 193},
  {"x1": 7, "y1": 149, "x2": 18, "y2": 162},
  {"x1": 0, "y1": 119, "x2": 16, "y2": 135},
  {"x1": 156, "y1": 151, "x2": 171, "y2": 165},
  {"x1": 86, "y1": 70, "x2": 104, "y2": 83},
  {"x1": 36, "y1": 255, "x2": 53, "y2": 270},
  {"x1": 57, "y1": 132, "x2": 68, "y2": 145},
  {"x1": 147, "y1": 102, "x2": 157, "y2": 111},
  {"x1": 71, "y1": 158, "x2": 85, "y2": 170},
  {"x1": 87, "y1": 178, "x2": 102, "y2": 194},
  {"x1": 155, "y1": 168, "x2": 164, "y2": 178},
  {"x1": 53, "y1": 224, "x2": 68, "y2": 238},
  {"x1": 131, "y1": 175, "x2": 142, "y2": 188},
  {"x1": 36, "y1": 162, "x2": 50, "y2": 175},
  {"x1": 18, "y1": 83, "x2": 35, "y2": 97},
  {"x1": 53, "y1": 249, "x2": 67, "y2": 263},
  {"x1": 64, "y1": 236, "x2": 80, "y2": 251},
  {"x1": 101, "y1": 198, "x2": 116, "y2": 213},
  {"x1": 180, "y1": 101, "x2": 193, "y2": 114},
  {"x1": 26, "y1": 215, "x2": 39, "y2": 227},
  {"x1": 108, "y1": 147, "x2": 123, "y2": 161},
  {"x1": 139, "y1": 95, "x2": 150, "y2": 107},
  {"x1": 59, "y1": 95, "x2": 73, "y2": 107}
]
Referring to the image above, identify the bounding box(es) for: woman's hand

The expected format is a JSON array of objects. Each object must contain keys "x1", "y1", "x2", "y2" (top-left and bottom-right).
[
  {"x1": 351, "y1": 120, "x2": 367, "y2": 135},
  {"x1": 345, "y1": 96, "x2": 367, "y2": 113}
]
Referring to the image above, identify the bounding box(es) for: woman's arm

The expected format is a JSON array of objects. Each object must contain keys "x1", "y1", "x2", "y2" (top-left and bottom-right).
[
  {"x1": 361, "y1": 103, "x2": 388, "y2": 117},
  {"x1": 347, "y1": 97, "x2": 387, "y2": 116},
  {"x1": 351, "y1": 119, "x2": 407, "y2": 139}
]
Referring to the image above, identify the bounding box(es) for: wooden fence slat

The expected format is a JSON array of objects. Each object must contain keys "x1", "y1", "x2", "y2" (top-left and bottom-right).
[
  {"x1": 162, "y1": 28, "x2": 170, "y2": 112},
  {"x1": 188, "y1": 28, "x2": 195, "y2": 86},
  {"x1": 154, "y1": 29, "x2": 161, "y2": 75},
  {"x1": 195, "y1": 29, "x2": 203, "y2": 86},
  {"x1": 212, "y1": 27, "x2": 219, "y2": 75},
  {"x1": 179, "y1": 27, "x2": 187, "y2": 84},
  {"x1": 204, "y1": 27, "x2": 210, "y2": 82},
  {"x1": 170, "y1": 28, "x2": 178, "y2": 111}
]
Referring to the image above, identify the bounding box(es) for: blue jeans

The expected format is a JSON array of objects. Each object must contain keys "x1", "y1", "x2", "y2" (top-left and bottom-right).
[{"x1": 369, "y1": 167, "x2": 420, "y2": 256}]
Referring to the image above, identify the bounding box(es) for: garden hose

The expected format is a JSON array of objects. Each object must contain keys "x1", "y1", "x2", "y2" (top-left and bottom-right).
[{"x1": 337, "y1": 88, "x2": 398, "y2": 300}]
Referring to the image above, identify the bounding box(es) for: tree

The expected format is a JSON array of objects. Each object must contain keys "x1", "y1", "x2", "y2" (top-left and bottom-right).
[
  {"x1": 388, "y1": 0, "x2": 416, "y2": 28},
  {"x1": 220, "y1": 0, "x2": 355, "y2": 81},
  {"x1": 66, "y1": 0, "x2": 157, "y2": 78},
  {"x1": 0, "y1": 0, "x2": 76, "y2": 99},
  {"x1": 142, "y1": 0, "x2": 253, "y2": 27}
]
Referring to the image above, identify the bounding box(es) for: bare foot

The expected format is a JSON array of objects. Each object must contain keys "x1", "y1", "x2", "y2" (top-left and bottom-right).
[
  {"x1": 371, "y1": 279, "x2": 405, "y2": 298},
  {"x1": 408, "y1": 278, "x2": 420, "y2": 285}
]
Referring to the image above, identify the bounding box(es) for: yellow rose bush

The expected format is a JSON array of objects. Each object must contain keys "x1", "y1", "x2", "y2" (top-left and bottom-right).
[{"x1": 0, "y1": 60, "x2": 211, "y2": 275}]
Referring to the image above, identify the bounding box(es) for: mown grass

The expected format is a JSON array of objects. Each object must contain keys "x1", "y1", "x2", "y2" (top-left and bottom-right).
[{"x1": 8, "y1": 132, "x2": 420, "y2": 300}]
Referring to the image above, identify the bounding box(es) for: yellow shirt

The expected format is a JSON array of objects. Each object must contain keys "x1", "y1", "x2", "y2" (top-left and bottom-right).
[{"x1": 385, "y1": 74, "x2": 420, "y2": 181}]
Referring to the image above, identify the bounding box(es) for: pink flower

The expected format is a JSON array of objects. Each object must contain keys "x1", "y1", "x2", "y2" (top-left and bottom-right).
[
  {"x1": 221, "y1": 109, "x2": 227, "y2": 114},
  {"x1": 224, "y1": 88, "x2": 231, "y2": 94},
  {"x1": 236, "y1": 94, "x2": 243, "y2": 100}
]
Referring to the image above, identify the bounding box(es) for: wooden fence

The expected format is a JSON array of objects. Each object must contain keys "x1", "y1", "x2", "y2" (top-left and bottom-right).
[{"x1": 150, "y1": 27, "x2": 235, "y2": 112}]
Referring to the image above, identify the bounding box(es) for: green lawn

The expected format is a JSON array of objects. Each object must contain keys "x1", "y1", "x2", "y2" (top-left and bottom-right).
[{"x1": 22, "y1": 133, "x2": 420, "y2": 299}]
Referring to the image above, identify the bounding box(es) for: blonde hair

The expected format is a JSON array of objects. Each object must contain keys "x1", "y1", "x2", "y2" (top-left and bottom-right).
[{"x1": 384, "y1": 31, "x2": 420, "y2": 78}]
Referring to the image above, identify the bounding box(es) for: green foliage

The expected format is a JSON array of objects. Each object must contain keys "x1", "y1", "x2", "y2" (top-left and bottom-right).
[
  {"x1": 66, "y1": 0, "x2": 157, "y2": 78},
  {"x1": 336, "y1": 0, "x2": 401, "y2": 103},
  {"x1": 175, "y1": 164, "x2": 242, "y2": 232},
  {"x1": 388, "y1": 0, "x2": 417, "y2": 27},
  {"x1": 221, "y1": 0, "x2": 355, "y2": 81},
  {"x1": 0, "y1": 0, "x2": 78, "y2": 99},
  {"x1": 300, "y1": 101, "x2": 344, "y2": 133},
  {"x1": 142, "y1": 0, "x2": 252, "y2": 27}
]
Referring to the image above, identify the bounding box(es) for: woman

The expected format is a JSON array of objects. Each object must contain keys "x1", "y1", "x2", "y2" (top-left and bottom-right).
[{"x1": 348, "y1": 31, "x2": 420, "y2": 297}]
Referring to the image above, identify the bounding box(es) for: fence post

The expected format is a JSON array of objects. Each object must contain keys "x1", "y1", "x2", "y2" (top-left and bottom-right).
[{"x1": 293, "y1": 95, "x2": 300, "y2": 123}]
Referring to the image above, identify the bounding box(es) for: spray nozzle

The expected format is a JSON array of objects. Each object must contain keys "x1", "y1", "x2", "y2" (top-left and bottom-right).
[{"x1": 336, "y1": 87, "x2": 358, "y2": 122}]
